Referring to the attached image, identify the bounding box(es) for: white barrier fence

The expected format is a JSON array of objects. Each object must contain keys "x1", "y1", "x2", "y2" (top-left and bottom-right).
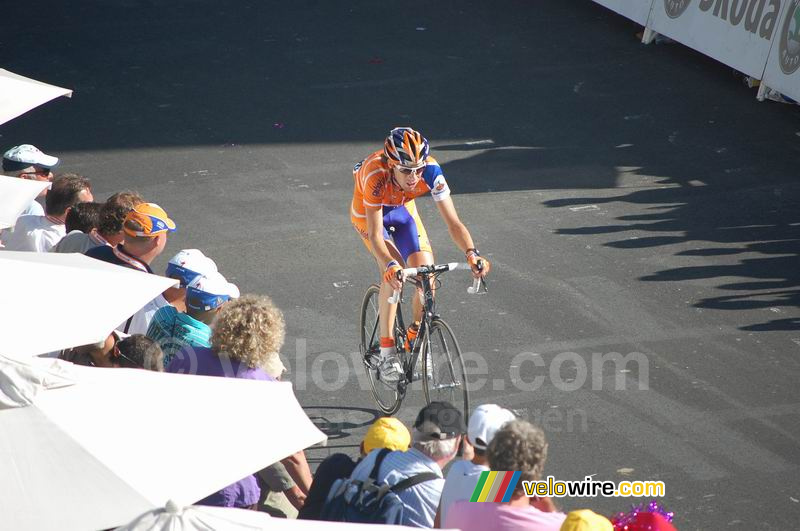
[
  {"x1": 762, "y1": 1, "x2": 800, "y2": 101},
  {"x1": 588, "y1": 0, "x2": 800, "y2": 103}
]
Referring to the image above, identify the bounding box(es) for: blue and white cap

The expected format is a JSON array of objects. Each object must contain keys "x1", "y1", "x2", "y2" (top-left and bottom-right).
[
  {"x1": 165, "y1": 249, "x2": 217, "y2": 287},
  {"x1": 186, "y1": 272, "x2": 239, "y2": 311},
  {"x1": 3, "y1": 144, "x2": 59, "y2": 172}
]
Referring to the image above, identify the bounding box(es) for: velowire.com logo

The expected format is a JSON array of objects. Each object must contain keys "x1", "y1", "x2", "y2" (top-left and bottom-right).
[
  {"x1": 664, "y1": 0, "x2": 691, "y2": 18},
  {"x1": 779, "y1": 0, "x2": 800, "y2": 74}
]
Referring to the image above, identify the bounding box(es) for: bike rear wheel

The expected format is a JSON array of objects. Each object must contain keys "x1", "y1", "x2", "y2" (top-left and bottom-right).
[
  {"x1": 421, "y1": 318, "x2": 470, "y2": 422},
  {"x1": 360, "y1": 284, "x2": 403, "y2": 415}
]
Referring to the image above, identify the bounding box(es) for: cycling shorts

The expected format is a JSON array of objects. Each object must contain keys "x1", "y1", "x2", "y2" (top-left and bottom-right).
[{"x1": 351, "y1": 199, "x2": 432, "y2": 262}]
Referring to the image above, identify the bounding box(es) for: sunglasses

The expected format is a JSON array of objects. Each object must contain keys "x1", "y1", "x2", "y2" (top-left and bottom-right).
[
  {"x1": 397, "y1": 165, "x2": 425, "y2": 175},
  {"x1": 111, "y1": 337, "x2": 144, "y2": 368},
  {"x1": 23, "y1": 167, "x2": 53, "y2": 178}
]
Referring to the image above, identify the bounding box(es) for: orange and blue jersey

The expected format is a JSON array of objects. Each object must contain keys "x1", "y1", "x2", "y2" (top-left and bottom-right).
[
  {"x1": 351, "y1": 150, "x2": 450, "y2": 219},
  {"x1": 350, "y1": 150, "x2": 451, "y2": 261}
]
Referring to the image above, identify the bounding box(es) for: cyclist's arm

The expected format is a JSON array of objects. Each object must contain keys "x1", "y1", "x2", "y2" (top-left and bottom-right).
[
  {"x1": 365, "y1": 206, "x2": 396, "y2": 267},
  {"x1": 435, "y1": 196, "x2": 476, "y2": 255},
  {"x1": 435, "y1": 197, "x2": 489, "y2": 278}
]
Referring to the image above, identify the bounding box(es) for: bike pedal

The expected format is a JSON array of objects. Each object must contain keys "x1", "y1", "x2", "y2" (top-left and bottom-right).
[{"x1": 364, "y1": 352, "x2": 381, "y2": 369}]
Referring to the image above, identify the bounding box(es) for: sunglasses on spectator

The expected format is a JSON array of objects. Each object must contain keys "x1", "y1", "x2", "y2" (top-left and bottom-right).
[
  {"x1": 111, "y1": 337, "x2": 143, "y2": 368},
  {"x1": 23, "y1": 167, "x2": 52, "y2": 177}
]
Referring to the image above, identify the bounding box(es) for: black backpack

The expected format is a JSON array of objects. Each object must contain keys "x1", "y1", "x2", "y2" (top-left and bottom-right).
[{"x1": 320, "y1": 448, "x2": 439, "y2": 525}]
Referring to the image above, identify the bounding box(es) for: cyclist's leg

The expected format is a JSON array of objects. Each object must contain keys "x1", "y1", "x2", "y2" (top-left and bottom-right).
[
  {"x1": 383, "y1": 200, "x2": 434, "y2": 324},
  {"x1": 352, "y1": 213, "x2": 403, "y2": 342},
  {"x1": 376, "y1": 242, "x2": 403, "y2": 341}
]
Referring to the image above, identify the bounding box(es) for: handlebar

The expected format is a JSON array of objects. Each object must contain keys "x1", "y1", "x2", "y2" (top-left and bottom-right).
[{"x1": 388, "y1": 261, "x2": 486, "y2": 303}]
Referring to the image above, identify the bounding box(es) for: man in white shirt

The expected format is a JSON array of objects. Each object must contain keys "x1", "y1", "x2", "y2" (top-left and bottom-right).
[
  {"x1": 0, "y1": 144, "x2": 58, "y2": 245},
  {"x1": 52, "y1": 201, "x2": 102, "y2": 253},
  {"x1": 2, "y1": 144, "x2": 58, "y2": 216},
  {"x1": 54, "y1": 191, "x2": 144, "y2": 254},
  {"x1": 436, "y1": 403, "x2": 517, "y2": 526},
  {"x1": 4, "y1": 174, "x2": 93, "y2": 252},
  {"x1": 444, "y1": 420, "x2": 566, "y2": 531}
]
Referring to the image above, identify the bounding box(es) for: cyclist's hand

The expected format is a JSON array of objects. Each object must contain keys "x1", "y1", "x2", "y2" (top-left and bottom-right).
[
  {"x1": 383, "y1": 260, "x2": 404, "y2": 290},
  {"x1": 467, "y1": 251, "x2": 490, "y2": 278}
]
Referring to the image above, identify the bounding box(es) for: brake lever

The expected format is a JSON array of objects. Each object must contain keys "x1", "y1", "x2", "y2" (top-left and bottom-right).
[{"x1": 467, "y1": 259, "x2": 488, "y2": 294}]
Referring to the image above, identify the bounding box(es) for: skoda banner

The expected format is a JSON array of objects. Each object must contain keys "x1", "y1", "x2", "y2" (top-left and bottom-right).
[
  {"x1": 649, "y1": 0, "x2": 788, "y2": 79},
  {"x1": 591, "y1": 0, "x2": 656, "y2": 25},
  {"x1": 762, "y1": 1, "x2": 800, "y2": 101}
]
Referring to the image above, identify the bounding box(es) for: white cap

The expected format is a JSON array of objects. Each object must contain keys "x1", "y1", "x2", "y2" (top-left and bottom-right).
[
  {"x1": 186, "y1": 272, "x2": 240, "y2": 311},
  {"x1": 165, "y1": 249, "x2": 218, "y2": 286},
  {"x1": 467, "y1": 404, "x2": 516, "y2": 450},
  {"x1": 2, "y1": 144, "x2": 59, "y2": 170}
]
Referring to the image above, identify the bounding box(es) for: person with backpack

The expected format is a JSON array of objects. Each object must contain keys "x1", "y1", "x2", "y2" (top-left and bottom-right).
[
  {"x1": 298, "y1": 416, "x2": 412, "y2": 520},
  {"x1": 321, "y1": 401, "x2": 465, "y2": 527}
]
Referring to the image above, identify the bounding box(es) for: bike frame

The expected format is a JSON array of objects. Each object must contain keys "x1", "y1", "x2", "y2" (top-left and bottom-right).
[
  {"x1": 395, "y1": 272, "x2": 435, "y2": 386},
  {"x1": 361, "y1": 261, "x2": 482, "y2": 414}
]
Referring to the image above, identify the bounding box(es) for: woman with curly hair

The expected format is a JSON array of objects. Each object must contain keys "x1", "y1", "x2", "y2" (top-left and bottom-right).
[
  {"x1": 167, "y1": 294, "x2": 285, "y2": 380},
  {"x1": 167, "y1": 294, "x2": 310, "y2": 510},
  {"x1": 443, "y1": 420, "x2": 566, "y2": 531}
]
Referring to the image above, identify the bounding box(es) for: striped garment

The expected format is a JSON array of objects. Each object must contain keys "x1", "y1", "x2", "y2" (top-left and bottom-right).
[
  {"x1": 347, "y1": 447, "x2": 445, "y2": 527},
  {"x1": 145, "y1": 305, "x2": 212, "y2": 366}
]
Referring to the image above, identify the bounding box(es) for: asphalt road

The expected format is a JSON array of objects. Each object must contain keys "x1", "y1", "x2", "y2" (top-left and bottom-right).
[{"x1": 4, "y1": 1, "x2": 800, "y2": 528}]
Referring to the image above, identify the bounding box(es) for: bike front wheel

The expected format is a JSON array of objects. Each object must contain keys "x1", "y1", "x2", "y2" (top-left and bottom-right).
[
  {"x1": 421, "y1": 318, "x2": 470, "y2": 422},
  {"x1": 360, "y1": 284, "x2": 402, "y2": 415}
]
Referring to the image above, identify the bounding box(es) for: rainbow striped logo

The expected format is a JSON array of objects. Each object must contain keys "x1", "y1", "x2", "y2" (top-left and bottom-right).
[{"x1": 469, "y1": 471, "x2": 521, "y2": 502}]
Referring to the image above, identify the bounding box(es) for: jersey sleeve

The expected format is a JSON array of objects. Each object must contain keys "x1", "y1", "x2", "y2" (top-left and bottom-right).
[
  {"x1": 361, "y1": 170, "x2": 385, "y2": 210},
  {"x1": 422, "y1": 157, "x2": 450, "y2": 202}
]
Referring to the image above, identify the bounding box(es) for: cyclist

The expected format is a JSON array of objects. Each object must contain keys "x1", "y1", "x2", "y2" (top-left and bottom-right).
[{"x1": 350, "y1": 127, "x2": 491, "y2": 383}]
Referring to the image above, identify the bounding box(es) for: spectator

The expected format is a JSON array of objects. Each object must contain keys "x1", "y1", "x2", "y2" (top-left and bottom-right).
[
  {"x1": 2, "y1": 144, "x2": 58, "y2": 217},
  {"x1": 114, "y1": 334, "x2": 165, "y2": 371},
  {"x1": 4, "y1": 173, "x2": 93, "y2": 252},
  {"x1": 85, "y1": 202, "x2": 175, "y2": 271},
  {"x1": 299, "y1": 416, "x2": 412, "y2": 520},
  {"x1": 344, "y1": 401, "x2": 465, "y2": 527},
  {"x1": 54, "y1": 192, "x2": 143, "y2": 253},
  {"x1": 437, "y1": 404, "x2": 516, "y2": 525},
  {"x1": 52, "y1": 201, "x2": 103, "y2": 253},
  {"x1": 106, "y1": 190, "x2": 144, "y2": 212},
  {"x1": 63, "y1": 201, "x2": 102, "y2": 234},
  {"x1": 147, "y1": 270, "x2": 237, "y2": 367},
  {"x1": 167, "y1": 295, "x2": 313, "y2": 509},
  {"x1": 162, "y1": 248, "x2": 219, "y2": 313},
  {"x1": 256, "y1": 462, "x2": 305, "y2": 518},
  {"x1": 617, "y1": 512, "x2": 675, "y2": 531},
  {"x1": 444, "y1": 420, "x2": 566, "y2": 531},
  {"x1": 59, "y1": 331, "x2": 121, "y2": 367},
  {"x1": 85, "y1": 202, "x2": 176, "y2": 333},
  {"x1": 560, "y1": 510, "x2": 613, "y2": 531}
]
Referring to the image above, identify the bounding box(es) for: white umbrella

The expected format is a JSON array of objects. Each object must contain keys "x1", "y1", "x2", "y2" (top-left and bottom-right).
[
  {"x1": 0, "y1": 251, "x2": 178, "y2": 357},
  {"x1": 0, "y1": 175, "x2": 50, "y2": 229},
  {"x1": 0, "y1": 69, "x2": 72, "y2": 125},
  {"x1": 0, "y1": 355, "x2": 327, "y2": 531},
  {"x1": 120, "y1": 500, "x2": 455, "y2": 531}
]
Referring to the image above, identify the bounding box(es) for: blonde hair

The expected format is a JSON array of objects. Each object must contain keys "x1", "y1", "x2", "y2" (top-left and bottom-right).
[{"x1": 211, "y1": 295, "x2": 285, "y2": 370}]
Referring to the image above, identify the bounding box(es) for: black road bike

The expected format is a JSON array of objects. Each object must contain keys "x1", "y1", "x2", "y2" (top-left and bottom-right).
[{"x1": 359, "y1": 262, "x2": 485, "y2": 420}]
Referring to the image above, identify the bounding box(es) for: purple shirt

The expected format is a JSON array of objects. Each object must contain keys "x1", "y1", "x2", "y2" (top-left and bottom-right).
[
  {"x1": 167, "y1": 346, "x2": 276, "y2": 382},
  {"x1": 167, "y1": 346, "x2": 276, "y2": 508}
]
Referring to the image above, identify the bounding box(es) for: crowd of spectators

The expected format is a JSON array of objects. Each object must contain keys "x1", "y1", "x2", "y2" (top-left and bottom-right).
[{"x1": 1, "y1": 144, "x2": 676, "y2": 530}]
